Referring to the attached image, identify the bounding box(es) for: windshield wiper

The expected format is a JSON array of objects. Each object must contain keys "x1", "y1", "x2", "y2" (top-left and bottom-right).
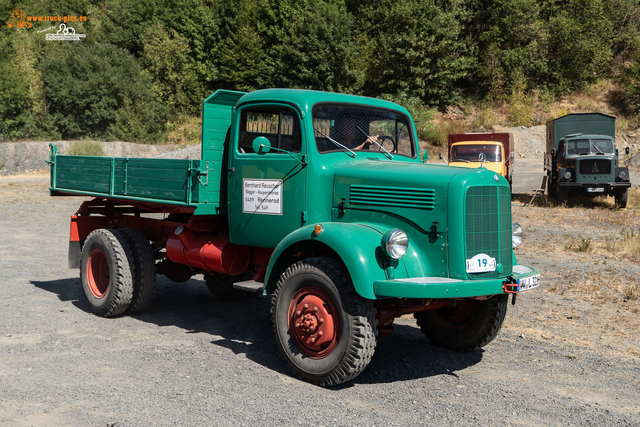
[
  {"x1": 314, "y1": 128, "x2": 356, "y2": 158},
  {"x1": 453, "y1": 157, "x2": 470, "y2": 163},
  {"x1": 355, "y1": 125, "x2": 393, "y2": 159},
  {"x1": 590, "y1": 140, "x2": 604, "y2": 154}
]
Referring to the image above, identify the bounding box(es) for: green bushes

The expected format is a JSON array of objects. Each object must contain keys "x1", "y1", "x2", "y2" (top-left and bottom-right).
[
  {"x1": 67, "y1": 140, "x2": 104, "y2": 157},
  {"x1": 41, "y1": 43, "x2": 168, "y2": 142}
]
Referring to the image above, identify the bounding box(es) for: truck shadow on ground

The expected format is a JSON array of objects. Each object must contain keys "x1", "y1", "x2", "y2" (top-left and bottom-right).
[{"x1": 32, "y1": 276, "x2": 484, "y2": 386}]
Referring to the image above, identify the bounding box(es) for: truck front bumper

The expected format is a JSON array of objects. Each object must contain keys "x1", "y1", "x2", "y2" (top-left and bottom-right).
[
  {"x1": 373, "y1": 264, "x2": 540, "y2": 299},
  {"x1": 558, "y1": 182, "x2": 630, "y2": 189}
]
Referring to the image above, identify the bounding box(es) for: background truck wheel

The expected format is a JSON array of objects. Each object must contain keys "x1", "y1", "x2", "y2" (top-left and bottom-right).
[
  {"x1": 615, "y1": 189, "x2": 628, "y2": 208},
  {"x1": 556, "y1": 187, "x2": 568, "y2": 205},
  {"x1": 414, "y1": 294, "x2": 508, "y2": 352},
  {"x1": 547, "y1": 176, "x2": 556, "y2": 199},
  {"x1": 80, "y1": 229, "x2": 134, "y2": 317},
  {"x1": 205, "y1": 271, "x2": 252, "y2": 300},
  {"x1": 119, "y1": 228, "x2": 156, "y2": 313},
  {"x1": 271, "y1": 257, "x2": 377, "y2": 387}
]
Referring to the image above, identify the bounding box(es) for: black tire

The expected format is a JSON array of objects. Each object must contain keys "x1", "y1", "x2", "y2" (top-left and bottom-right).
[
  {"x1": 119, "y1": 228, "x2": 156, "y2": 313},
  {"x1": 547, "y1": 176, "x2": 557, "y2": 199},
  {"x1": 80, "y1": 229, "x2": 134, "y2": 317},
  {"x1": 615, "y1": 189, "x2": 628, "y2": 208},
  {"x1": 205, "y1": 271, "x2": 253, "y2": 300},
  {"x1": 414, "y1": 295, "x2": 508, "y2": 352},
  {"x1": 271, "y1": 258, "x2": 377, "y2": 386},
  {"x1": 557, "y1": 186, "x2": 568, "y2": 205}
]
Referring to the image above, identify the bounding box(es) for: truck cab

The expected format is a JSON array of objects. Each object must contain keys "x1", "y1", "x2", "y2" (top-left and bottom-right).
[
  {"x1": 447, "y1": 133, "x2": 514, "y2": 186},
  {"x1": 49, "y1": 89, "x2": 540, "y2": 387}
]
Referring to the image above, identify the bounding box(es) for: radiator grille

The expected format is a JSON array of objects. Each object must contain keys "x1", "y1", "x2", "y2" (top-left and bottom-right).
[
  {"x1": 349, "y1": 185, "x2": 435, "y2": 210},
  {"x1": 465, "y1": 186, "x2": 512, "y2": 279},
  {"x1": 578, "y1": 159, "x2": 612, "y2": 175}
]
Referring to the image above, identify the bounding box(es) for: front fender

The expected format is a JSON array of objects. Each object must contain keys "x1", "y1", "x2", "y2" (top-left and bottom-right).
[{"x1": 264, "y1": 223, "x2": 393, "y2": 300}]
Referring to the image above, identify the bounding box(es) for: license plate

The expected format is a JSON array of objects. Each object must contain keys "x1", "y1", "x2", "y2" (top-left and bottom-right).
[
  {"x1": 466, "y1": 253, "x2": 496, "y2": 273},
  {"x1": 587, "y1": 187, "x2": 604, "y2": 193},
  {"x1": 517, "y1": 274, "x2": 540, "y2": 291}
]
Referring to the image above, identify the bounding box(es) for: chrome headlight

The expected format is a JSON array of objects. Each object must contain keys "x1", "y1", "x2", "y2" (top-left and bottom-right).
[
  {"x1": 512, "y1": 223, "x2": 523, "y2": 248},
  {"x1": 619, "y1": 170, "x2": 627, "y2": 179},
  {"x1": 382, "y1": 229, "x2": 408, "y2": 259},
  {"x1": 564, "y1": 171, "x2": 572, "y2": 180}
]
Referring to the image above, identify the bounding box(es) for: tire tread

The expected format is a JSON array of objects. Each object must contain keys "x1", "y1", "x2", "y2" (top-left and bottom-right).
[{"x1": 271, "y1": 257, "x2": 377, "y2": 387}]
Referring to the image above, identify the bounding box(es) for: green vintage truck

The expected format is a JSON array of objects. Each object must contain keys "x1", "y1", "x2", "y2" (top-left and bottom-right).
[
  {"x1": 49, "y1": 89, "x2": 540, "y2": 386},
  {"x1": 545, "y1": 113, "x2": 631, "y2": 206}
]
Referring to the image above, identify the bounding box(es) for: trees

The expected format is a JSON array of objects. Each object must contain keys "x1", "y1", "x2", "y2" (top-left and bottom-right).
[
  {"x1": 363, "y1": 0, "x2": 473, "y2": 106},
  {"x1": 41, "y1": 42, "x2": 167, "y2": 141},
  {"x1": 2, "y1": 0, "x2": 640, "y2": 142}
]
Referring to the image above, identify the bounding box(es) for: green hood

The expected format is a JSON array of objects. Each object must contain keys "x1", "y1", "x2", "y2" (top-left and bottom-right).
[{"x1": 333, "y1": 161, "x2": 499, "y2": 233}]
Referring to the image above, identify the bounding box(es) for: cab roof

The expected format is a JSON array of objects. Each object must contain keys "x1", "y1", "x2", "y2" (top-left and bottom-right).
[{"x1": 236, "y1": 88, "x2": 410, "y2": 116}]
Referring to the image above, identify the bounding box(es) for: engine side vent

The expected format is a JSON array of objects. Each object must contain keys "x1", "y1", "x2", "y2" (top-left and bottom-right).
[{"x1": 349, "y1": 185, "x2": 435, "y2": 210}]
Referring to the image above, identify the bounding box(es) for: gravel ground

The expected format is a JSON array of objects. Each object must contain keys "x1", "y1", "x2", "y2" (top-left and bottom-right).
[{"x1": 1, "y1": 178, "x2": 639, "y2": 426}]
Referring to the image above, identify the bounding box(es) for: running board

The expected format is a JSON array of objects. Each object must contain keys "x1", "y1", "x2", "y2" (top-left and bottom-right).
[{"x1": 233, "y1": 280, "x2": 264, "y2": 293}]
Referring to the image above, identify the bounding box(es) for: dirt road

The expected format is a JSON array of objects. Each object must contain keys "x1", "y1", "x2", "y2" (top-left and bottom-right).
[{"x1": 1, "y1": 178, "x2": 639, "y2": 426}]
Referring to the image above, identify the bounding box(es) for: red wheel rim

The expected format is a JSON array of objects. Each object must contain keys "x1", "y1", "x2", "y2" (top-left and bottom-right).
[
  {"x1": 87, "y1": 248, "x2": 110, "y2": 298},
  {"x1": 288, "y1": 287, "x2": 339, "y2": 359}
]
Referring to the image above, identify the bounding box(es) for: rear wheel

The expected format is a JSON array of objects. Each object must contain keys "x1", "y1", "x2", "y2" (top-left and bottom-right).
[
  {"x1": 271, "y1": 258, "x2": 377, "y2": 386},
  {"x1": 414, "y1": 295, "x2": 508, "y2": 352},
  {"x1": 119, "y1": 228, "x2": 156, "y2": 313},
  {"x1": 80, "y1": 229, "x2": 134, "y2": 317}
]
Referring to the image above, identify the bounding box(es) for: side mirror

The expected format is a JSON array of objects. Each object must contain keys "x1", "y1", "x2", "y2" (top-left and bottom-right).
[
  {"x1": 511, "y1": 152, "x2": 515, "y2": 159},
  {"x1": 422, "y1": 149, "x2": 430, "y2": 163},
  {"x1": 439, "y1": 153, "x2": 444, "y2": 160},
  {"x1": 252, "y1": 136, "x2": 271, "y2": 154},
  {"x1": 551, "y1": 148, "x2": 557, "y2": 156},
  {"x1": 626, "y1": 147, "x2": 630, "y2": 155}
]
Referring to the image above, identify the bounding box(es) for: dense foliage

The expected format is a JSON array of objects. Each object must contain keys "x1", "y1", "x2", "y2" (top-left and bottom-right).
[{"x1": 1, "y1": 0, "x2": 640, "y2": 142}]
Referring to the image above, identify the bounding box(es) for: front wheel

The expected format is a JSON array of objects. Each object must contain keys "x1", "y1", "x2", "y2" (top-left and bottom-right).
[
  {"x1": 556, "y1": 186, "x2": 568, "y2": 205},
  {"x1": 414, "y1": 295, "x2": 508, "y2": 352},
  {"x1": 271, "y1": 258, "x2": 377, "y2": 386},
  {"x1": 615, "y1": 189, "x2": 628, "y2": 208}
]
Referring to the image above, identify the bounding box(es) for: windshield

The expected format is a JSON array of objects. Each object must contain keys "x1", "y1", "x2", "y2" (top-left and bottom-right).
[
  {"x1": 566, "y1": 138, "x2": 614, "y2": 156},
  {"x1": 451, "y1": 144, "x2": 502, "y2": 162},
  {"x1": 312, "y1": 103, "x2": 416, "y2": 158}
]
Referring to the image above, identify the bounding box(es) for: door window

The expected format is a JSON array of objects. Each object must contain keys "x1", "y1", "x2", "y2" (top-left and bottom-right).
[{"x1": 238, "y1": 107, "x2": 301, "y2": 153}]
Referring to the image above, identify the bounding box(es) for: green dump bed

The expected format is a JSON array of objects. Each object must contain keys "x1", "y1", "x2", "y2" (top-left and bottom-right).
[
  {"x1": 49, "y1": 148, "x2": 209, "y2": 207},
  {"x1": 48, "y1": 89, "x2": 247, "y2": 215}
]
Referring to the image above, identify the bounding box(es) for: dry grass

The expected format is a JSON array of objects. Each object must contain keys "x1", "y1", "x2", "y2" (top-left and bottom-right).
[
  {"x1": 165, "y1": 116, "x2": 201, "y2": 146},
  {"x1": 430, "y1": 80, "x2": 637, "y2": 135}
]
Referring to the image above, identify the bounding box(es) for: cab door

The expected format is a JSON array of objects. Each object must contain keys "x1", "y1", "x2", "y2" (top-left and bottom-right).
[{"x1": 228, "y1": 104, "x2": 307, "y2": 248}]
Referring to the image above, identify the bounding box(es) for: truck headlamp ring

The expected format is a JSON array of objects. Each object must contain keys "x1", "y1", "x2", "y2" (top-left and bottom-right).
[
  {"x1": 512, "y1": 223, "x2": 523, "y2": 248},
  {"x1": 382, "y1": 229, "x2": 408, "y2": 259},
  {"x1": 564, "y1": 171, "x2": 572, "y2": 180},
  {"x1": 619, "y1": 170, "x2": 627, "y2": 179}
]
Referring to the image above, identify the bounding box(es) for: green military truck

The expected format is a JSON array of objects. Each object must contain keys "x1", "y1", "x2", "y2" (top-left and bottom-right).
[
  {"x1": 545, "y1": 113, "x2": 631, "y2": 206},
  {"x1": 49, "y1": 89, "x2": 540, "y2": 386}
]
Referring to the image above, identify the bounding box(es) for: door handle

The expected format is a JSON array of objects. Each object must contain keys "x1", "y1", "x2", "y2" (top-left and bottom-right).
[{"x1": 228, "y1": 167, "x2": 236, "y2": 176}]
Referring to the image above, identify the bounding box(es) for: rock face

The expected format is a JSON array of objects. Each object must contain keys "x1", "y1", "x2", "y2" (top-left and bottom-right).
[
  {"x1": 0, "y1": 141, "x2": 176, "y2": 175},
  {"x1": 492, "y1": 125, "x2": 546, "y2": 159}
]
